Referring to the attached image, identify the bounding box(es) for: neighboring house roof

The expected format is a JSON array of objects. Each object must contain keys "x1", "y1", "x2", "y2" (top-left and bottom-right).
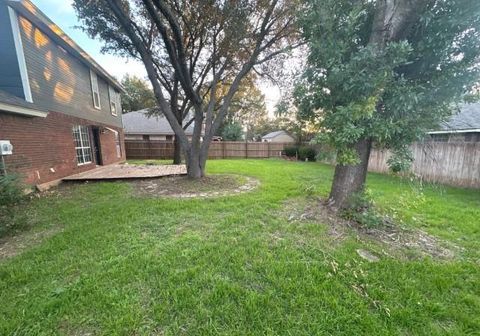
[
  {"x1": 429, "y1": 103, "x2": 480, "y2": 134},
  {"x1": 262, "y1": 130, "x2": 293, "y2": 139},
  {"x1": 0, "y1": 89, "x2": 48, "y2": 117},
  {"x1": 122, "y1": 109, "x2": 194, "y2": 135},
  {"x1": 6, "y1": 0, "x2": 124, "y2": 93}
]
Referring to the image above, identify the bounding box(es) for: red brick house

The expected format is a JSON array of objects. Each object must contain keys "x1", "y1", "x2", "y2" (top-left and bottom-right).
[{"x1": 0, "y1": 0, "x2": 125, "y2": 188}]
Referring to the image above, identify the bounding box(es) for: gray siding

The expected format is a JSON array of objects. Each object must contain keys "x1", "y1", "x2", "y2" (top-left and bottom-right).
[
  {"x1": 0, "y1": 2, "x2": 24, "y2": 98},
  {"x1": 17, "y1": 14, "x2": 122, "y2": 128}
]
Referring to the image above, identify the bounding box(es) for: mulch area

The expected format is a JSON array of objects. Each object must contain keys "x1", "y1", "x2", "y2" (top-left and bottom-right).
[
  {"x1": 132, "y1": 174, "x2": 260, "y2": 198},
  {"x1": 282, "y1": 197, "x2": 460, "y2": 261}
]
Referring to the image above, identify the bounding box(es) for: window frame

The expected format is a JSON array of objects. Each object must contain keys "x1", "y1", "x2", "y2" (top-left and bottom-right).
[
  {"x1": 90, "y1": 69, "x2": 101, "y2": 110},
  {"x1": 108, "y1": 85, "x2": 118, "y2": 116},
  {"x1": 73, "y1": 125, "x2": 93, "y2": 165}
]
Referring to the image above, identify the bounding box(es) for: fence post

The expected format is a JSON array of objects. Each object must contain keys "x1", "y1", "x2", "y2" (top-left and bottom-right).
[
  {"x1": 267, "y1": 141, "x2": 270, "y2": 158},
  {"x1": 222, "y1": 141, "x2": 226, "y2": 159},
  {"x1": 245, "y1": 141, "x2": 248, "y2": 159}
]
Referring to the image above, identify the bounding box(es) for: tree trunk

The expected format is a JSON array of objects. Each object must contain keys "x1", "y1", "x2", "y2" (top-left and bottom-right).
[
  {"x1": 185, "y1": 143, "x2": 209, "y2": 179},
  {"x1": 185, "y1": 152, "x2": 204, "y2": 178},
  {"x1": 328, "y1": 138, "x2": 372, "y2": 209},
  {"x1": 173, "y1": 137, "x2": 182, "y2": 164}
]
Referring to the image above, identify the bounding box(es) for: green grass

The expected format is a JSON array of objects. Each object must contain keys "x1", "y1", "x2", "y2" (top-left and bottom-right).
[{"x1": 1, "y1": 159, "x2": 479, "y2": 335}]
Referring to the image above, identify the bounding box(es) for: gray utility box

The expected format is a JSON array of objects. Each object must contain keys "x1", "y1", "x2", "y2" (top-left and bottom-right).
[{"x1": 0, "y1": 140, "x2": 13, "y2": 155}]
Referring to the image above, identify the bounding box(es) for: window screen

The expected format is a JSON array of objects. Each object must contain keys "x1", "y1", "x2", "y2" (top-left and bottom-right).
[
  {"x1": 109, "y1": 85, "x2": 118, "y2": 116},
  {"x1": 90, "y1": 70, "x2": 101, "y2": 109}
]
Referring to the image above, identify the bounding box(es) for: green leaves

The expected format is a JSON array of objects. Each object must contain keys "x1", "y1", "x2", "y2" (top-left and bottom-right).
[
  {"x1": 120, "y1": 75, "x2": 156, "y2": 113},
  {"x1": 221, "y1": 122, "x2": 244, "y2": 141},
  {"x1": 387, "y1": 147, "x2": 415, "y2": 173},
  {"x1": 295, "y1": 0, "x2": 480, "y2": 166}
]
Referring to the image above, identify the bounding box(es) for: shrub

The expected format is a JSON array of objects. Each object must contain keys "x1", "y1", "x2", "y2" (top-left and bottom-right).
[
  {"x1": 341, "y1": 190, "x2": 383, "y2": 228},
  {"x1": 0, "y1": 172, "x2": 27, "y2": 236},
  {"x1": 0, "y1": 173, "x2": 25, "y2": 207},
  {"x1": 283, "y1": 146, "x2": 299, "y2": 158},
  {"x1": 298, "y1": 146, "x2": 317, "y2": 161}
]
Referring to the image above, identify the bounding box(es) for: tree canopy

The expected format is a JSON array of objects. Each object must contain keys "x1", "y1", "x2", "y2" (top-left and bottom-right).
[
  {"x1": 73, "y1": 0, "x2": 301, "y2": 177},
  {"x1": 221, "y1": 122, "x2": 244, "y2": 141},
  {"x1": 120, "y1": 74, "x2": 156, "y2": 113},
  {"x1": 295, "y1": 0, "x2": 480, "y2": 208},
  {"x1": 215, "y1": 74, "x2": 269, "y2": 141}
]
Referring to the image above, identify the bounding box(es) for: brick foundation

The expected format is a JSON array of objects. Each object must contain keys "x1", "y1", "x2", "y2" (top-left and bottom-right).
[{"x1": 0, "y1": 111, "x2": 125, "y2": 186}]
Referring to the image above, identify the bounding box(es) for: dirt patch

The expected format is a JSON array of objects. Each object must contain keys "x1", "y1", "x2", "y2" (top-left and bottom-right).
[
  {"x1": 0, "y1": 226, "x2": 63, "y2": 260},
  {"x1": 132, "y1": 174, "x2": 259, "y2": 198},
  {"x1": 282, "y1": 197, "x2": 459, "y2": 260}
]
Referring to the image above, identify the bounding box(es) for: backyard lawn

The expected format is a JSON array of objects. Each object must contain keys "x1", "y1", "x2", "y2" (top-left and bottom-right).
[{"x1": 1, "y1": 159, "x2": 479, "y2": 335}]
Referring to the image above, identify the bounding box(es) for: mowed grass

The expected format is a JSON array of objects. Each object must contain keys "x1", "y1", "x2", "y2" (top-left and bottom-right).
[{"x1": 1, "y1": 159, "x2": 479, "y2": 335}]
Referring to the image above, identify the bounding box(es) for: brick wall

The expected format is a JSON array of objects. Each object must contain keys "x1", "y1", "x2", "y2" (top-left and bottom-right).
[
  {"x1": 98, "y1": 127, "x2": 125, "y2": 166},
  {"x1": 0, "y1": 111, "x2": 125, "y2": 186}
]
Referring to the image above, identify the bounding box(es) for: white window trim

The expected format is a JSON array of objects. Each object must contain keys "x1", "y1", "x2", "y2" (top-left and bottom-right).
[
  {"x1": 73, "y1": 125, "x2": 93, "y2": 165},
  {"x1": 108, "y1": 85, "x2": 118, "y2": 116},
  {"x1": 8, "y1": 7, "x2": 33, "y2": 103},
  {"x1": 90, "y1": 70, "x2": 101, "y2": 110}
]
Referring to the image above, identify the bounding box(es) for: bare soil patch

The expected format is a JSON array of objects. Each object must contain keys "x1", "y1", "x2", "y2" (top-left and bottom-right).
[
  {"x1": 132, "y1": 174, "x2": 260, "y2": 198},
  {"x1": 0, "y1": 226, "x2": 63, "y2": 260},
  {"x1": 282, "y1": 197, "x2": 459, "y2": 260}
]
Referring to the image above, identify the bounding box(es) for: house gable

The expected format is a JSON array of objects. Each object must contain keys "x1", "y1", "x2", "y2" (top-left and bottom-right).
[{"x1": 15, "y1": 11, "x2": 123, "y2": 128}]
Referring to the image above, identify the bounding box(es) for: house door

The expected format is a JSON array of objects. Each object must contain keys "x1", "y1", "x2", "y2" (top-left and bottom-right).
[{"x1": 92, "y1": 127, "x2": 103, "y2": 165}]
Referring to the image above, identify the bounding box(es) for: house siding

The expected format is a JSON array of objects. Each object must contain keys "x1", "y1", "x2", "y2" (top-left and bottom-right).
[
  {"x1": 0, "y1": 111, "x2": 125, "y2": 186},
  {"x1": 0, "y1": 2, "x2": 24, "y2": 99},
  {"x1": 17, "y1": 14, "x2": 123, "y2": 128}
]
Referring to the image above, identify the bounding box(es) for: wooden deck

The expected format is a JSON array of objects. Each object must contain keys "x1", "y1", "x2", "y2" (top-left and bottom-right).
[{"x1": 63, "y1": 164, "x2": 187, "y2": 181}]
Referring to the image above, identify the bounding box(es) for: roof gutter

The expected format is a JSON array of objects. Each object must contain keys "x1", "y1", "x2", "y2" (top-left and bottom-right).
[{"x1": 428, "y1": 129, "x2": 480, "y2": 134}]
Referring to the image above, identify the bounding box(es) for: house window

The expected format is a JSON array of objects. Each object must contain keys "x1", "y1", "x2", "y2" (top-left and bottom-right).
[
  {"x1": 90, "y1": 69, "x2": 101, "y2": 109},
  {"x1": 73, "y1": 125, "x2": 92, "y2": 165},
  {"x1": 109, "y1": 85, "x2": 118, "y2": 116}
]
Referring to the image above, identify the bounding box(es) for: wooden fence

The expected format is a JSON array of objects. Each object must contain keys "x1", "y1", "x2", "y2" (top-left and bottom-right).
[
  {"x1": 125, "y1": 140, "x2": 480, "y2": 188},
  {"x1": 124, "y1": 140, "x2": 290, "y2": 160},
  {"x1": 368, "y1": 142, "x2": 480, "y2": 188}
]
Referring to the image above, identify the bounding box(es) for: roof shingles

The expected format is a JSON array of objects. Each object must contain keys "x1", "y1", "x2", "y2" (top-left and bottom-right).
[
  {"x1": 438, "y1": 103, "x2": 480, "y2": 131},
  {"x1": 262, "y1": 130, "x2": 291, "y2": 139},
  {"x1": 122, "y1": 109, "x2": 194, "y2": 135}
]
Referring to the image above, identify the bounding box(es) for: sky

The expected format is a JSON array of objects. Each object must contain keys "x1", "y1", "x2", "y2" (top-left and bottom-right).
[{"x1": 34, "y1": 0, "x2": 282, "y2": 114}]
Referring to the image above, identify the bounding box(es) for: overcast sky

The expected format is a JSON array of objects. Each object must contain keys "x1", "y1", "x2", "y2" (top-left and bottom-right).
[{"x1": 34, "y1": 0, "x2": 282, "y2": 114}]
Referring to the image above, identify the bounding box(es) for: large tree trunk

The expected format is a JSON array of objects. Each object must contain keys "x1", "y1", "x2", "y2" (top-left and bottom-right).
[
  {"x1": 185, "y1": 153, "x2": 204, "y2": 178},
  {"x1": 173, "y1": 137, "x2": 182, "y2": 164},
  {"x1": 327, "y1": 0, "x2": 428, "y2": 209},
  {"x1": 185, "y1": 141, "x2": 209, "y2": 179},
  {"x1": 328, "y1": 138, "x2": 372, "y2": 209}
]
